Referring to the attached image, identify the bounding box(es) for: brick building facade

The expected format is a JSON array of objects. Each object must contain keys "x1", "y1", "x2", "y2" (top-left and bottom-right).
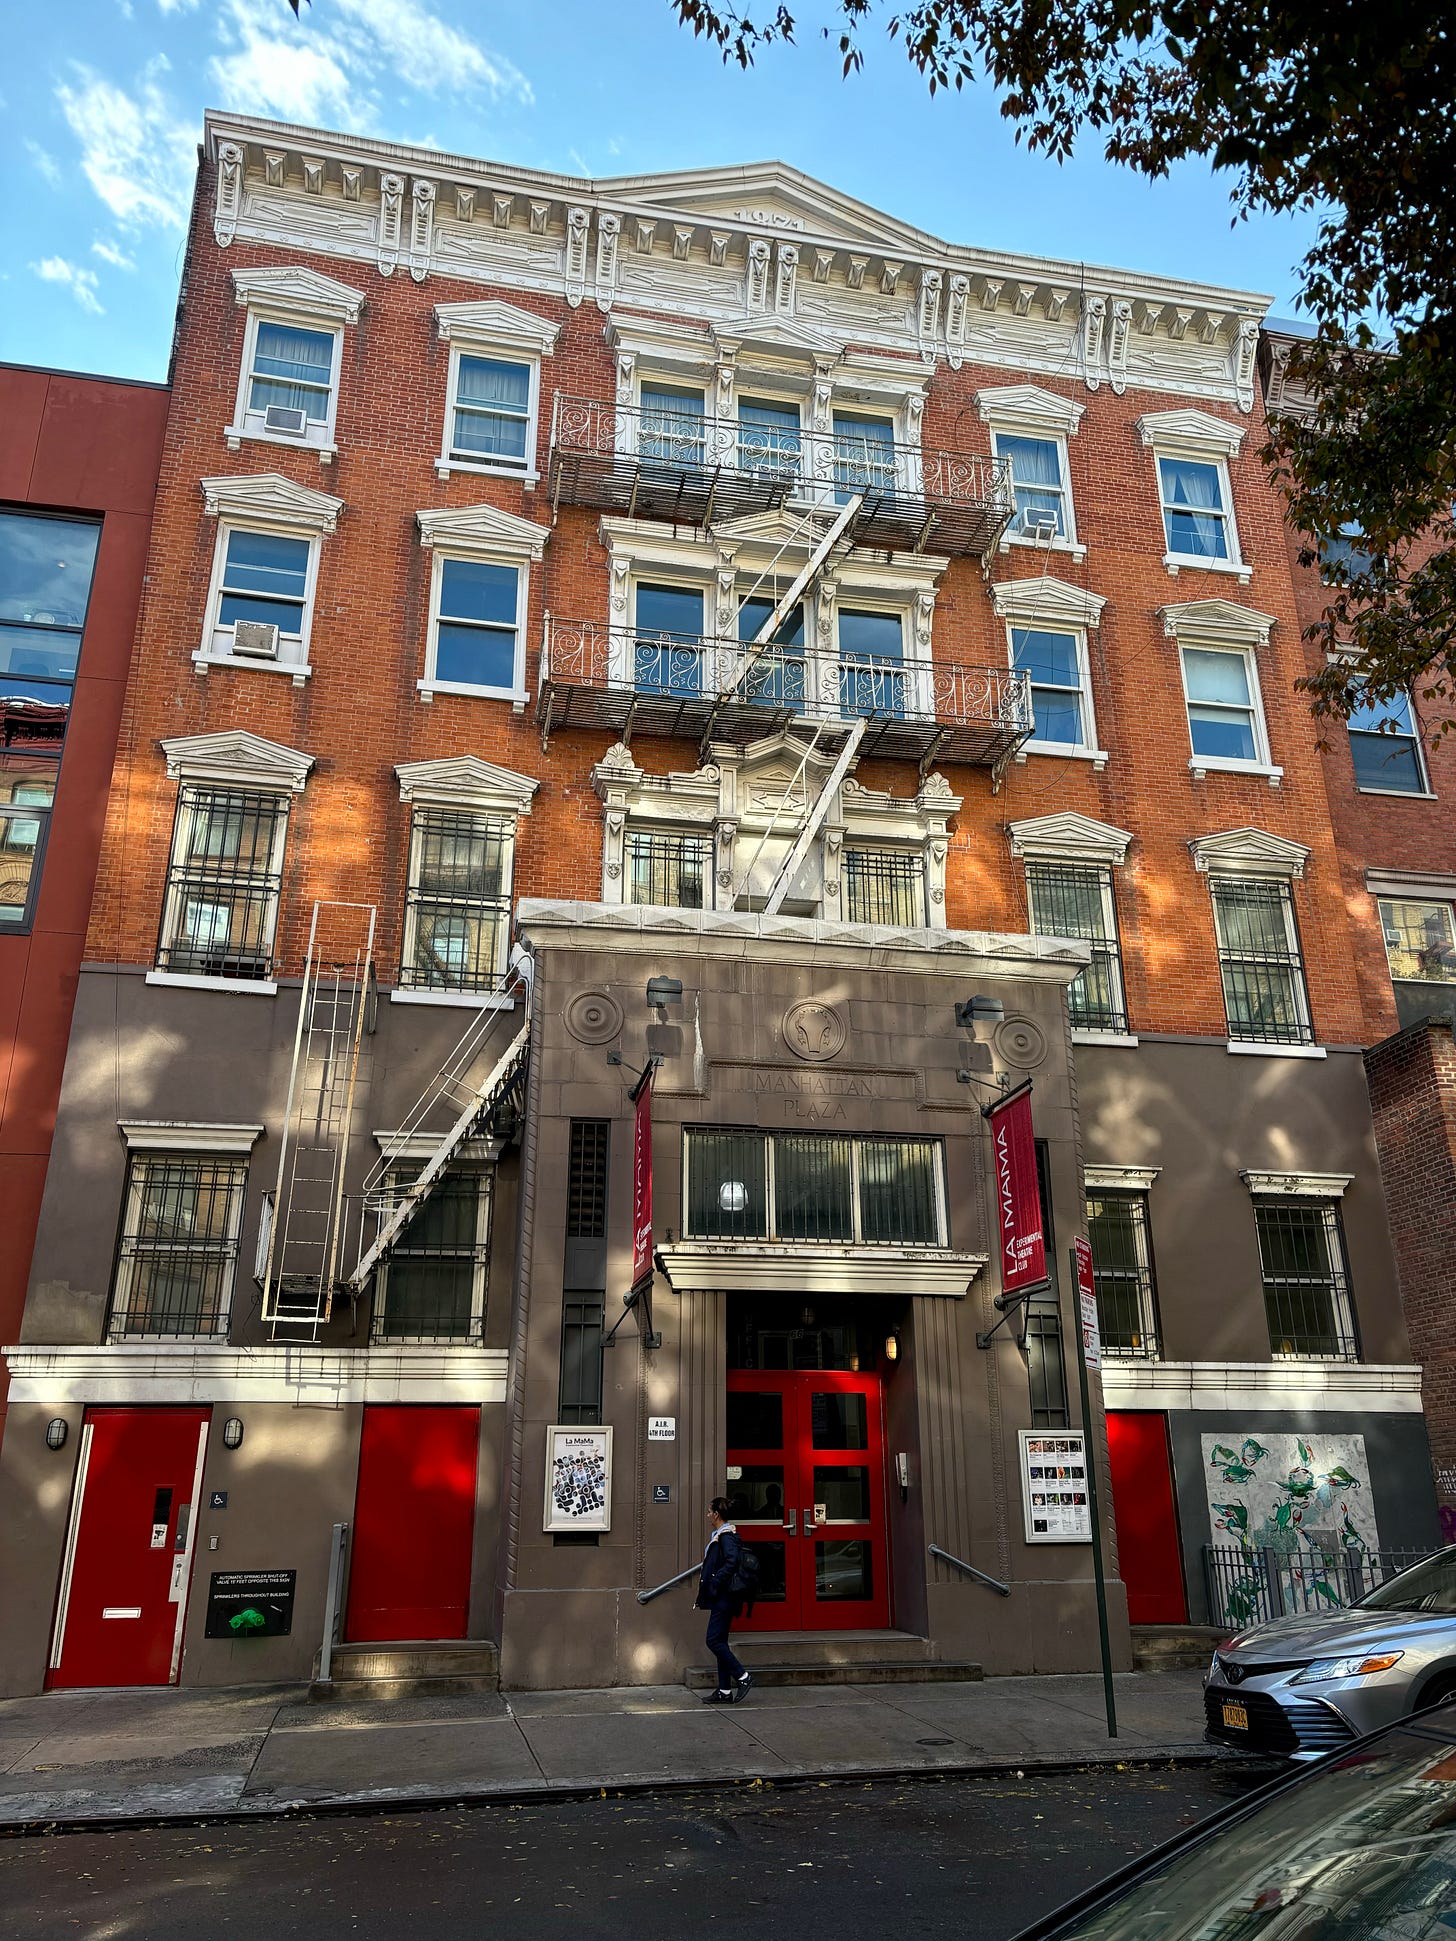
[{"x1": 0, "y1": 121, "x2": 1437, "y2": 1702}]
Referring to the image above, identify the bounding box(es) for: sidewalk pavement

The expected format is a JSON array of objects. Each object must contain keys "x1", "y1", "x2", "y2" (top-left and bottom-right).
[{"x1": 0, "y1": 1668, "x2": 1229, "y2": 1831}]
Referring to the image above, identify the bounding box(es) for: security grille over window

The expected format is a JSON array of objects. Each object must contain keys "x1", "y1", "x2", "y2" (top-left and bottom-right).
[
  {"x1": 626, "y1": 830, "x2": 709, "y2": 910},
  {"x1": 1086, "y1": 1191, "x2": 1160, "y2": 1357},
  {"x1": 567, "y1": 1120, "x2": 609, "y2": 1240},
  {"x1": 685, "y1": 1130, "x2": 944, "y2": 1247},
  {"x1": 1254, "y1": 1199, "x2": 1359, "y2": 1361},
  {"x1": 1210, "y1": 877, "x2": 1314, "y2": 1045},
  {"x1": 560, "y1": 1119, "x2": 610, "y2": 1425},
  {"x1": 844, "y1": 847, "x2": 925, "y2": 926},
  {"x1": 108, "y1": 1156, "x2": 247, "y2": 1339},
  {"x1": 399, "y1": 807, "x2": 513, "y2": 991},
  {"x1": 1026, "y1": 862, "x2": 1128, "y2": 1033},
  {"x1": 156, "y1": 787, "x2": 289, "y2": 980},
  {"x1": 372, "y1": 1167, "x2": 488, "y2": 1341}
]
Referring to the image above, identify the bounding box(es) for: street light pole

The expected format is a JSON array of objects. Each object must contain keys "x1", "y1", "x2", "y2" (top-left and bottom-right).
[{"x1": 1071, "y1": 1239, "x2": 1117, "y2": 1739}]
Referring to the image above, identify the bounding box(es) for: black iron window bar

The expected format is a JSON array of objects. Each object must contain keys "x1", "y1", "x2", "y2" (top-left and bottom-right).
[
  {"x1": 1212, "y1": 878, "x2": 1314, "y2": 1045},
  {"x1": 1026, "y1": 862, "x2": 1128, "y2": 1034},
  {"x1": 1255, "y1": 1198, "x2": 1360, "y2": 1361},
  {"x1": 156, "y1": 786, "x2": 288, "y2": 980},
  {"x1": 685, "y1": 1129, "x2": 945, "y2": 1247},
  {"x1": 1086, "y1": 1191, "x2": 1161, "y2": 1358},
  {"x1": 398, "y1": 807, "x2": 513, "y2": 991},
  {"x1": 626, "y1": 829, "x2": 710, "y2": 910},
  {"x1": 371, "y1": 1167, "x2": 487, "y2": 1342},
  {"x1": 108, "y1": 1156, "x2": 245, "y2": 1338},
  {"x1": 844, "y1": 847, "x2": 926, "y2": 927}
]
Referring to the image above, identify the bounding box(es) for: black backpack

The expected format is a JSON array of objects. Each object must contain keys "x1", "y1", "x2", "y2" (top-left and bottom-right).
[{"x1": 729, "y1": 1541, "x2": 761, "y2": 1613}]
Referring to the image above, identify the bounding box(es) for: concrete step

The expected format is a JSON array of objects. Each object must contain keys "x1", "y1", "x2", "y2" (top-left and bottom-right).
[
  {"x1": 1131, "y1": 1625, "x2": 1225, "y2": 1671},
  {"x1": 685, "y1": 1659, "x2": 982, "y2": 1690},
  {"x1": 311, "y1": 1640, "x2": 500, "y2": 1701},
  {"x1": 732, "y1": 1631, "x2": 942, "y2": 1669}
]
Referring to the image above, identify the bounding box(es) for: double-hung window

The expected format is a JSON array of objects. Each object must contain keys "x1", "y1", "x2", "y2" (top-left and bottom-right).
[
  {"x1": 1255, "y1": 1198, "x2": 1358, "y2": 1360},
  {"x1": 1181, "y1": 646, "x2": 1265, "y2": 766},
  {"x1": 1158, "y1": 457, "x2": 1232, "y2": 562},
  {"x1": 400, "y1": 807, "x2": 514, "y2": 992},
  {"x1": 738, "y1": 398, "x2": 801, "y2": 479},
  {"x1": 1211, "y1": 876, "x2": 1313, "y2": 1045},
  {"x1": 429, "y1": 558, "x2": 522, "y2": 695},
  {"x1": 248, "y1": 323, "x2": 335, "y2": 430},
  {"x1": 626, "y1": 828, "x2": 709, "y2": 910},
  {"x1": 995, "y1": 433, "x2": 1070, "y2": 541},
  {"x1": 640, "y1": 385, "x2": 706, "y2": 466},
  {"x1": 1086, "y1": 1191, "x2": 1160, "y2": 1357},
  {"x1": 1319, "y1": 523, "x2": 1373, "y2": 582},
  {"x1": 156, "y1": 787, "x2": 290, "y2": 982},
  {"x1": 1138, "y1": 412, "x2": 1249, "y2": 580},
  {"x1": 737, "y1": 596, "x2": 806, "y2": 709},
  {"x1": 1348, "y1": 686, "x2": 1427, "y2": 794},
  {"x1": 1026, "y1": 862, "x2": 1127, "y2": 1033},
  {"x1": 0, "y1": 509, "x2": 98, "y2": 931},
  {"x1": 634, "y1": 583, "x2": 705, "y2": 698},
  {"x1": 1012, "y1": 627, "x2": 1093, "y2": 749},
  {"x1": 373, "y1": 1166, "x2": 489, "y2": 1341},
  {"x1": 108, "y1": 1154, "x2": 247, "y2": 1339},
  {"x1": 685, "y1": 1129, "x2": 945, "y2": 1247},
  {"x1": 833, "y1": 412, "x2": 896, "y2": 500},
  {"x1": 844, "y1": 846, "x2": 925, "y2": 926},
  {"x1": 205, "y1": 526, "x2": 316, "y2": 671},
  {"x1": 448, "y1": 355, "x2": 532, "y2": 472},
  {"x1": 227, "y1": 267, "x2": 363, "y2": 458},
  {"x1": 838, "y1": 608, "x2": 905, "y2": 719},
  {"x1": 1379, "y1": 896, "x2": 1456, "y2": 1026}
]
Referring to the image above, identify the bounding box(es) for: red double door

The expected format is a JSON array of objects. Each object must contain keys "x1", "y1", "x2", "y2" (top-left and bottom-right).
[
  {"x1": 726, "y1": 1370, "x2": 891, "y2": 1631},
  {"x1": 1106, "y1": 1411, "x2": 1188, "y2": 1625},
  {"x1": 346, "y1": 1405, "x2": 479, "y2": 1642}
]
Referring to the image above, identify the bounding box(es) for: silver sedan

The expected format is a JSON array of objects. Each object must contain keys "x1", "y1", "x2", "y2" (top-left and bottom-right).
[{"x1": 1204, "y1": 1545, "x2": 1456, "y2": 1759}]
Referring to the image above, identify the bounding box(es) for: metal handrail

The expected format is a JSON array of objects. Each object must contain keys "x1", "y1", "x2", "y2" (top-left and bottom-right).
[
  {"x1": 636, "y1": 1563, "x2": 700, "y2": 1606},
  {"x1": 929, "y1": 1542, "x2": 1011, "y2": 1597},
  {"x1": 317, "y1": 1520, "x2": 350, "y2": 1685}
]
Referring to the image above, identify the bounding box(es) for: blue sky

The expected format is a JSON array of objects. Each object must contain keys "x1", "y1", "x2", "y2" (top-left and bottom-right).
[{"x1": 3, "y1": 0, "x2": 1318, "y2": 384}]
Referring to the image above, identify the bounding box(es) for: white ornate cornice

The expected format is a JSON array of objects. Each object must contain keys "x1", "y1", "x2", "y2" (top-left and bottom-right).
[
  {"x1": 1084, "y1": 1164, "x2": 1161, "y2": 1192},
  {"x1": 1239, "y1": 1170, "x2": 1353, "y2": 1199},
  {"x1": 1135, "y1": 407, "x2": 1246, "y2": 456},
  {"x1": 395, "y1": 755, "x2": 539, "y2": 815},
  {"x1": 200, "y1": 473, "x2": 344, "y2": 534},
  {"x1": 1189, "y1": 827, "x2": 1310, "y2": 879},
  {"x1": 415, "y1": 502, "x2": 550, "y2": 560},
  {"x1": 230, "y1": 263, "x2": 365, "y2": 326},
  {"x1": 975, "y1": 384, "x2": 1086, "y2": 437},
  {"x1": 161, "y1": 729, "x2": 314, "y2": 793},
  {"x1": 434, "y1": 298, "x2": 560, "y2": 356},
  {"x1": 1007, "y1": 812, "x2": 1133, "y2": 866},
  {"x1": 656, "y1": 1240, "x2": 987, "y2": 1298},
  {"x1": 991, "y1": 575, "x2": 1106, "y2": 629},
  {"x1": 1159, "y1": 598, "x2": 1274, "y2": 650}
]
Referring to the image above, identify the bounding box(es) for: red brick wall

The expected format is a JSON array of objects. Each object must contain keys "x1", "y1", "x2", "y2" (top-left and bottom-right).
[
  {"x1": 86, "y1": 158, "x2": 1369, "y2": 1047},
  {"x1": 1365, "y1": 1022, "x2": 1456, "y2": 1530}
]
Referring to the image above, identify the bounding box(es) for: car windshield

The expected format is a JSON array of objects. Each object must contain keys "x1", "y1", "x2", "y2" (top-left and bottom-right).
[
  {"x1": 1042, "y1": 1718, "x2": 1456, "y2": 1939},
  {"x1": 1356, "y1": 1550, "x2": 1456, "y2": 1615}
]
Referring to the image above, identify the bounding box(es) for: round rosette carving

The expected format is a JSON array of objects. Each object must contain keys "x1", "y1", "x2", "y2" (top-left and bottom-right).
[
  {"x1": 564, "y1": 989, "x2": 624, "y2": 1046},
  {"x1": 993, "y1": 1015, "x2": 1049, "y2": 1070},
  {"x1": 782, "y1": 999, "x2": 847, "y2": 1062}
]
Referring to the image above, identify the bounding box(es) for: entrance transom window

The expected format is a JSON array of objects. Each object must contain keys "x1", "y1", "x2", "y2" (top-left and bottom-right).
[{"x1": 684, "y1": 1129, "x2": 945, "y2": 1246}]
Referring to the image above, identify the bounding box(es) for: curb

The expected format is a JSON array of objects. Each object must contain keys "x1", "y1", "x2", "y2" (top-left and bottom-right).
[{"x1": 0, "y1": 1741, "x2": 1246, "y2": 1839}]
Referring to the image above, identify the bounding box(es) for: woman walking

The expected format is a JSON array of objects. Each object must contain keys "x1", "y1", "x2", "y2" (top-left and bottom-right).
[{"x1": 697, "y1": 1496, "x2": 752, "y2": 1704}]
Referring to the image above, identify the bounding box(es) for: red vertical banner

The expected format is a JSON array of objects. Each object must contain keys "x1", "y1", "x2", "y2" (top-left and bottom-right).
[
  {"x1": 630, "y1": 1071, "x2": 654, "y2": 1292},
  {"x1": 987, "y1": 1084, "x2": 1046, "y2": 1297},
  {"x1": 1074, "y1": 1233, "x2": 1102, "y2": 1370}
]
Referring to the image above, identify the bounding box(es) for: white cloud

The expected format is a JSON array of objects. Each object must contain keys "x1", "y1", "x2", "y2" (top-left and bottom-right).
[
  {"x1": 31, "y1": 257, "x2": 105, "y2": 316},
  {"x1": 24, "y1": 140, "x2": 62, "y2": 186},
  {"x1": 55, "y1": 59, "x2": 196, "y2": 230},
  {"x1": 92, "y1": 238, "x2": 137, "y2": 270},
  {"x1": 209, "y1": 0, "x2": 374, "y2": 129},
  {"x1": 157, "y1": 0, "x2": 198, "y2": 10},
  {"x1": 331, "y1": 0, "x2": 533, "y2": 104}
]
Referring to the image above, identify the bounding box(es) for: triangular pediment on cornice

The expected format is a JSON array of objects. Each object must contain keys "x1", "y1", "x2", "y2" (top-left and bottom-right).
[
  {"x1": 1136, "y1": 407, "x2": 1246, "y2": 456},
  {"x1": 991, "y1": 575, "x2": 1106, "y2": 629},
  {"x1": 713, "y1": 315, "x2": 843, "y2": 360},
  {"x1": 434, "y1": 299, "x2": 560, "y2": 355},
  {"x1": 1007, "y1": 811, "x2": 1133, "y2": 865},
  {"x1": 415, "y1": 503, "x2": 551, "y2": 559},
  {"x1": 161, "y1": 730, "x2": 314, "y2": 792},
  {"x1": 714, "y1": 726, "x2": 844, "y2": 783},
  {"x1": 201, "y1": 474, "x2": 344, "y2": 533},
  {"x1": 976, "y1": 385, "x2": 1086, "y2": 437},
  {"x1": 1189, "y1": 827, "x2": 1309, "y2": 879},
  {"x1": 1160, "y1": 599, "x2": 1275, "y2": 648},
  {"x1": 395, "y1": 755, "x2": 539, "y2": 814},
  {"x1": 230, "y1": 263, "x2": 365, "y2": 326},
  {"x1": 607, "y1": 161, "x2": 935, "y2": 257}
]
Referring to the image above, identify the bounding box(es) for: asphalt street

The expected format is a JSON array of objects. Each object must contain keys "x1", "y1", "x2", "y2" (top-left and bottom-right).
[{"x1": 0, "y1": 1760, "x2": 1277, "y2": 1939}]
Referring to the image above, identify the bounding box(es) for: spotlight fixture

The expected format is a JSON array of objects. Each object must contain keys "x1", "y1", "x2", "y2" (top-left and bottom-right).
[
  {"x1": 222, "y1": 1417, "x2": 245, "y2": 1451},
  {"x1": 954, "y1": 994, "x2": 1005, "y2": 1033},
  {"x1": 44, "y1": 1417, "x2": 69, "y2": 1451},
  {"x1": 645, "y1": 976, "x2": 683, "y2": 1007}
]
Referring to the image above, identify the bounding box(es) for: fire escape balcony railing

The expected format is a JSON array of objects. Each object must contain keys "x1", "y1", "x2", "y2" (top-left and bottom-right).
[
  {"x1": 547, "y1": 395, "x2": 1015, "y2": 560},
  {"x1": 536, "y1": 614, "x2": 1033, "y2": 769}
]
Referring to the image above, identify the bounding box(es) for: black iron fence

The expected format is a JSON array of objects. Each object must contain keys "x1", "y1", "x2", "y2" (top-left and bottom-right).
[{"x1": 1204, "y1": 1543, "x2": 1432, "y2": 1631}]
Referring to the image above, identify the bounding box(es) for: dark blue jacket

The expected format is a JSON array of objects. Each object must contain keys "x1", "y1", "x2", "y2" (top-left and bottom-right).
[{"x1": 697, "y1": 1526, "x2": 743, "y2": 1608}]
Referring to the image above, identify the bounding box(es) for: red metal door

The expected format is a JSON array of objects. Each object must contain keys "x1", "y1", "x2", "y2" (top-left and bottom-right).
[
  {"x1": 48, "y1": 1408, "x2": 210, "y2": 1689},
  {"x1": 1107, "y1": 1411, "x2": 1188, "y2": 1625},
  {"x1": 346, "y1": 1406, "x2": 479, "y2": 1642},
  {"x1": 726, "y1": 1371, "x2": 891, "y2": 1632}
]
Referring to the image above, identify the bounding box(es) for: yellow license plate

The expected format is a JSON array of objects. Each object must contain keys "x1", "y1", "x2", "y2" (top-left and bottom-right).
[{"x1": 1221, "y1": 1701, "x2": 1249, "y2": 1731}]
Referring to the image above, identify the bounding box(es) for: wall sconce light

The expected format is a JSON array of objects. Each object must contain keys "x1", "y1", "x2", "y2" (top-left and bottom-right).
[
  {"x1": 718, "y1": 1180, "x2": 748, "y2": 1213},
  {"x1": 884, "y1": 1332, "x2": 900, "y2": 1364},
  {"x1": 954, "y1": 994, "x2": 1005, "y2": 1034},
  {"x1": 645, "y1": 976, "x2": 683, "y2": 1008},
  {"x1": 222, "y1": 1418, "x2": 245, "y2": 1451},
  {"x1": 45, "y1": 1417, "x2": 69, "y2": 1451}
]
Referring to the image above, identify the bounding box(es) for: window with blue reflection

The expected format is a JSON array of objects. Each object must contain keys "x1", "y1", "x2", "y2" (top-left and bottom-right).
[
  {"x1": 1182, "y1": 647, "x2": 1258, "y2": 761},
  {"x1": 433, "y1": 559, "x2": 520, "y2": 690},
  {"x1": 1158, "y1": 457, "x2": 1230, "y2": 559},
  {"x1": 218, "y1": 530, "x2": 310, "y2": 634},
  {"x1": 838, "y1": 609, "x2": 904, "y2": 719},
  {"x1": 994, "y1": 434, "x2": 1067, "y2": 538},
  {"x1": 1348, "y1": 685, "x2": 1424, "y2": 793},
  {"x1": 451, "y1": 356, "x2": 531, "y2": 467},
  {"x1": 738, "y1": 399, "x2": 801, "y2": 474},
  {"x1": 249, "y1": 323, "x2": 335, "y2": 421},
  {"x1": 1012, "y1": 627, "x2": 1085, "y2": 745},
  {"x1": 640, "y1": 387, "x2": 705, "y2": 465},
  {"x1": 738, "y1": 597, "x2": 805, "y2": 707},
  {"x1": 833, "y1": 413, "x2": 896, "y2": 501},
  {"x1": 634, "y1": 584, "x2": 704, "y2": 696}
]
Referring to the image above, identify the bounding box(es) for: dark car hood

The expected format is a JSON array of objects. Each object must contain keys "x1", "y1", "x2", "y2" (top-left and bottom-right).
[{"x1": 1224, "y1": 1606, "x2": 1446, "y2": 1661}]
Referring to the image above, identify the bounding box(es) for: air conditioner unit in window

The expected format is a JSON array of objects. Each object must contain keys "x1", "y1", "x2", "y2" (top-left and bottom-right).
[
  {"x1": 231, "y1": 619, "x2": 280, "y2": 659},
  {"x1": 263, "y1": 404, "x2": 308, "y2": 436}
]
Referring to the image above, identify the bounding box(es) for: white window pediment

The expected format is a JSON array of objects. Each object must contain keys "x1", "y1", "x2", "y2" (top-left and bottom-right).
[
  {"x1": 433, "y1": 299, "x2": 560, "y2": 357},
  {"x1": 120, "y1": 1121, "x2": 265, "y2": 1154},
  {"x1": 976, "y1": 384, "x2": 1086, "y2": 438},
  {"x1": 1084, "y1": 1163, "x2": 1161, "y2": 1192},
  {"x1": 395, "y1": 755, "x2": 539, "y2": 816},
  {"x1": 201, "y1": 473, "x2": 344, "y2": 534},
  {"x1": 161, "y1": 729, "x2": 314, "y2": 792},
  {"x1": 991, "y1": 575, "x2": 1106, "y2": 630},
  {"x1": 1160, "y1": 598, "x2": 1274, "y2": 650},
  {"x1": 1136, "y1": 407, "x2": 1246, "y2": 458},
  {"x1": 230, "y1": 264, "x2": 365, "y2": 327},
  {"x1": 1239, "y1": 1169, "x2": 1352, "y2": 1200},
  {"x1": 1189, "y1": 827, "x2": 1310, "y2": 879},
  {"x1": 1007, "y1": 812, "x2": 1133, "y2": 865},
  {"x1": 416, "y1": 503, "x2": 550, "y2": 561},
  {"x1": 716, "y1": 317, "x2": 844, "y2": 362},
  {"x1": 608, "y1": 315, "x2": 715, "y2": 377}
]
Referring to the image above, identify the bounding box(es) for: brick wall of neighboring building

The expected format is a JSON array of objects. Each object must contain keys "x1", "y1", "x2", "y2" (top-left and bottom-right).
[{"x1": 1365, "y1": 1021, "x2": 1456, "y2": 1536}]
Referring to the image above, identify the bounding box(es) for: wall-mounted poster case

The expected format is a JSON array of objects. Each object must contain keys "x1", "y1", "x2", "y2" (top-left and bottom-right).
[{"x1": 1019, "y1": 1429, "x2": 1092, "y2": 1542}]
